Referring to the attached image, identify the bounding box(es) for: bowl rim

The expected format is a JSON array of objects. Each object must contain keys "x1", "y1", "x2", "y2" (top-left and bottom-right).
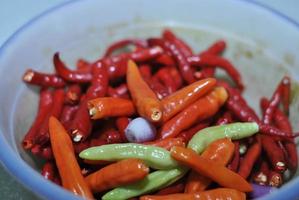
[{"x1": 0, "y1": 0, "x2": 298, "y2": 199}]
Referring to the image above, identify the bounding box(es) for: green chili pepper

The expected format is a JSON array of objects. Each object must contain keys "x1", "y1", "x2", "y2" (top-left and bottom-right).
[
  {"x1": 188, "y1": 122, "x2": 259, "y2": 154},
  {"x1": 79, "y1": 143, "x2": 178, "y2": 170},
  {"x1": 102, "y1": 167, "x2": 187, "y2": 200}
]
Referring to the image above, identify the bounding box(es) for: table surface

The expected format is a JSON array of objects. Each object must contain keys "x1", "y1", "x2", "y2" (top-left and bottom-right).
[{"x1": 0, "y1": 0, "x2": 299, "y2": 199}]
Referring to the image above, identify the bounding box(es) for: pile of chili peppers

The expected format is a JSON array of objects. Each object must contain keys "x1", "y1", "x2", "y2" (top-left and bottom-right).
[{"x1": 22, "y1": 29, "x2": 298, "y2": 200}]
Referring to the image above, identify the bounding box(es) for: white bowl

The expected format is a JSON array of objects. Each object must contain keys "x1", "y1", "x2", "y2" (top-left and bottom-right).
[{"x1": 0, "y1": 0, "x2": 298, "y2": 199}]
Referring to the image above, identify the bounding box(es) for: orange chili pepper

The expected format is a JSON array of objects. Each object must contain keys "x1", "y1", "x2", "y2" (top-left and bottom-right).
[
  {"x1": 185, "y1": 138, "x2": 235, "y2": 193},
  {"x1": 140, "y1": 188, "x2": 246, "y2": 200},
  {"x1": 159, "y1": 87, "x2": 228, "y2": 139},
  {"x1": 48, "y1": 116, "x2": 93, "y2": 199},
  {"x1": 127, "y1": 60, "x2": 163, "y2": 122},
  {"x1": 144, "y1": 138, "x2": 185, "y2": 150},
  {"x1": 161, "y1": 78, "x2": 216, "y2": 122},
  {"x1": 88, "y1": 97, "x2": 136, "y2": 120},
  {"x1": 170, "y1": 146, "x2": 252, "y2": 192},
  {"x1": 85, "y1": 158, "x2": 149, "y2": 193}
]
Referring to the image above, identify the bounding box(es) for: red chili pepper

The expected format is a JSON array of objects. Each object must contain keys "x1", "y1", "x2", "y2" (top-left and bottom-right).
[
  {"x1": 59, "y1": 104, "x2": 79, "y2": 130},
  {"x1": 159, "y1": 87, "x2": 228, "y2": 139},
  {"x1": 188, "y1": 55, "x2": 244, "y2": 90},
  {"x1": 268, "y1": 170, "x2": 283, "y2": 187},
  {"x1": 54, "y1": 53, "x2": 93, "y2": 83},
  {"x1": 238, "y1": 141, "x2": 261, "y2": 179},
  {"x1": 216, "y1": 111, "x2": 233, "y2": 125},
  {"x1": 253, "y1": 160, "x2": 269, "y2": 185},
  {"x1": 280, "y1": 76, "x2": 291, "y2": 115},
  {"x1": 148, "y1": 38, "x2": 196, "y2": 84},
  {"x1": 23, "y1": 69, "x2": 66, "y2": 88},
  {"x1": 107, "y1": 84, "x2": 129, "y2": 99},
  {"x1": 194, "y1": 68, "x2": 216, "y2": 79},
  {"x1": 144, "y1": 137, "x2": 185, "y2": 151},
  {"x1": 65, "y1": 84, "x2": 82, "y2": 105},
  {"x1": 201, "y1": 40, "x2": 226, "y2": 55},
  {"x1": 31, "y1": 144, "x2": 53, "y2": 160},
  {"x1": 104, "y1": 39, "x2": 147, "y2": 57},
  {"x1": 153, "y1": 54, "x2": 176, "y2": 66},
  {"x1": 116, "y1": 117, "x2": 130, "y2": 142},
  {"x1": 262, "y1": 84, "x2": 282, "y2": 125},
  {"x1": 177, "y1": 120, "x2": 212, "y2": 144},
  {"x1": 90, "y1": 129, "x2": 123, "y2": 147},
  {"x1": 154, "y1": 67, "x2": 178, "y2": 94},
  {"x1": 70, "y1": 62, "x2": 109, "y2": 142},
  {"x1": 35, "y1": 88, "x2": 65, "y2": 145},
  {"x1": 149, "y1": 76, "x2": 170, "y2": 99},
  {"x1": 41, "y1": 162, "x2": 57, "y2": 182},
  {"x1": 162, "y1": 29, "x2": 193, "y2": 57},
  {"x1": 167, "y1": 66, "x2": 183, "y2": 89},
  {"x1": 139, "y1": 64, "x2": 152, "y2": 80},
  {"x1": 228, "y1": 141, "x2": 240, "y2": 172},
  {"x1": 22, "y1": 89, "x2": 53, "y2": 149}
]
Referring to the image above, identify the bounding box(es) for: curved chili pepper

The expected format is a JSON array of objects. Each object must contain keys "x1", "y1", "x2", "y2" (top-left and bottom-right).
[
  {"x1": 159, "y1": 86, "x2": 228, "y2": 139},
  {"x1": 80, "y1": 143, "x2": 178, "y2": 170},
  {"x1": 144, "y1": 137, "x2": 185, "y2": 151},
  {"x1": 171, "y1": 146, "x2": 252, "y2": 192},
  {"x1": 228, "y1": 141, "x2": 240, "y2": 172},
  {"x1": 104, "y1": 39, "x2": 147, "y2": 57},
  {"x1": 153, "y1": 54, "x2": 176, "y2": 66},
  {"x1": 23, "y1": 69, "x2": 66, "y2": 88},
  {"x1": 162, "y1": 29, "x2": 193, "y2": 57},
  {"x1": 31, "y1": 144, "x2": 53, "y2": 160},
  {"x1": 141, "y1": 188, "x2": 246, "y2": 200},
  {"x1": 59, "y1": 104, "x2": 79, "y2": 130},
  {"x1": 177, "y1": 120, "x2": 212, "y2": 144},
  {"x1": 86, "y1": 159, "x2": 149, "y2": 193},
  {"x1": 22, "y1": 89, "x2": 53, "y2": 149},
  {"x1": 53, "y1": 53, "x2": 93, "y2": 83},
  {"x1": 139, "y1": 64, "x2": 152, "y2": 80},
  {"x1": 90, "y1": 129, "x2": 123, "y2": 147},
  {"x1": 129, "y1": 46, "x2": 164, "y2": 63},
  {"x1": 70, "y1": 62, "x2": 109, "y2": 142},
  {"x1": 194, "y1": 68, "x2": 216, "y2": 79},
  {"x1": 188, "y1": 55, "x2": 244, "y2": 90},
  {"x1": 216, "y1": 111, "x2": 233, "y2": 125},
  {"x1": 88, "y1": 97, "x2": 136, "y2": 120},
  {"x1": 201, "y1": 40, "x2": 226, "y2": 55},
  {"x1": 65, "y1": 84, "x2": 82, "y2": 105},
  {"x1": 185, "y1": 138, "x2": 235, "y2": 193},
  {"x1": 127, "y1": 60, "x2": 163, "y2": 122},
  {"x1": 149, "y1": 76, "x2": 170, "y2": 99},
  {"x1": 35, "y1": 88, "x2": 65, "y2": 145},
  {"x1": 116, "y1": 117, "x2": 130, "y2": 142},
  {"x1": 167, "y1": 66, "x2": 183, "y2": 89},
  {"x1": 49, "y1": 116, "x2": 94, "y2": 199},
  {"x1": 154, "y1": 68, "x2": 177, "y2": 94},
  {"x1": 107, "y1": 84, "x2": 129, "y2": 99},
  {"x1": 161, "y1": 78, "x2": 216, "y2": 122},
  {"x1": 238, "y1": 141, "x2": 261, "y2": 178},
  {"x1": 148, "y1": 38, "x2": 196, "y2": 83}
]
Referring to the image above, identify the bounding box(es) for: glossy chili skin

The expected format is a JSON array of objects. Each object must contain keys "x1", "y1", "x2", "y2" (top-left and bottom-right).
[{"x1": 23, "y1": 69, "x2": 66, "y2": 88}]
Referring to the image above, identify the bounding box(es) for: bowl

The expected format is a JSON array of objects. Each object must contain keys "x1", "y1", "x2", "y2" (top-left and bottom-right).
[{"x1": 0, "y1": 0, "x2": 298, "y2": 199}]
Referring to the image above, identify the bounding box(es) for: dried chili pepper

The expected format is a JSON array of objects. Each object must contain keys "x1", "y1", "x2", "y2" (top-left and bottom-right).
[
  {"x1": 228, "y1": 141, "x2": 240, "y2": 172},
  {"x1": 59, "y1": 104, "x2": 79, "y2": 129},
  {"x1": 41, "y1": 162, "x2": 57, "y2": 182},
  {"x1": 49, "y1": 116, "x2": 94, "y2": 199},
  {"x1": 35, "y1": 88, "x2": 65, "y2": 145},
  {"x1": 88, "y1": 97, "x2": 136, "y2": 120},
  {"x1": 149, "y1": 76, "x2": 170, "y2": 99},
  {"x1": 31, "y1": 144, "x2": 53, "y2": 160},
  {"x1": 22, "y1": 89, "x2": 53, "y2": 149},
  {"x1": 177, "y1": 120, "x2": 211, "y2": 144},
  {"x1": 253, "y1": 160, "x2": 269, "y2": 185},
  {"x1": 185, "y1": 138, "x2": 235, "y2": 193},
  {"x1": 161, "y1": 78, "x2": 216, "y2": 122},
  {"x1": 154, "y1": 68, "x2": 177, "y2": 94},
  {"x1": 140, "y1": 188, "x2": 246, "y2": 200},
  {"x1": 159, "y1": 87, "x2": 228, "y2": 139},
  {"x1": 127, "y1": 60, "x2": 163, "y2": 122},
  {"x1": 76, "y1": 58, "x2": 91, "y2": 71},
  {"x1": 116, "y1": 117, "x2": 130, "y2": 142},
  {"x1": 23, "y1": 69, "x2": 66, "y2": 88},
  {"x1": 201, "y1": 40, "x2": 226, "y2": 55},
  {"x1": 107, "y1": 84, "x2": 129, "y2": 99},
  {"x1": 54, "y1": 53, "x2": 93, "y2": 83},
  {"x1": 153, "y1": 53, "x2": 176, "y2": 66},
  {"x1": 188, "y1": 55, "x2": 244, "y2": 89},
  {"x1": 85, "y1": 159, "x2": 149, "y2": 193},
  {"x1": 170, "y1": 146, "x2": 252, "y2": 192},
  {"x1": 216, "y1": 111, "x2": 233, "y2": 125},
  {"x1": 268, "y1": 170, "x2": 283, "y2": 187},
  {"x1": 65, "y1": 84, "x2": 82, "y2": 105},
  {"x1": 281, "y1": 76, "x2": 291, "y2": 115}
]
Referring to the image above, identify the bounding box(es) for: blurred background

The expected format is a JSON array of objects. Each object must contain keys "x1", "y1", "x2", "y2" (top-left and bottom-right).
[{"x1": 0, "y1": 0, "x2": 298, "y2": 199}]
